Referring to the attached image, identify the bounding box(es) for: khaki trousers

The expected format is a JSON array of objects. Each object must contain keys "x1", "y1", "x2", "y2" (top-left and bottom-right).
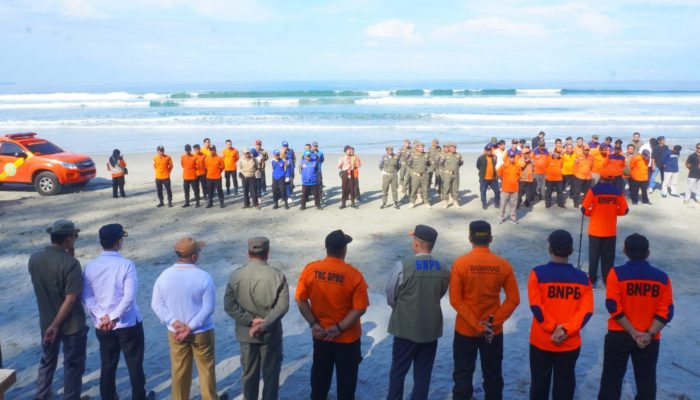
[
  {"x1": 442, "y1": 171, "x2": 459, "y2": 200},
  {"x1": 240, "y1": 341, "x2": 283, "y2": 400},
  {"x1": 168, "y1": 330, "x2": 217, "y2": 400}
]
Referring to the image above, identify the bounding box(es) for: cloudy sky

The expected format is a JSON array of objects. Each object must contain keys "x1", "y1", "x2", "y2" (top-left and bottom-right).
[{"x1": 1, "y1": 0, "x2": 699, "y2": 88}]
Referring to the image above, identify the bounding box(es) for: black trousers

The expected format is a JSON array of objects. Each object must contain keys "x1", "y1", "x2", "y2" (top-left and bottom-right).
[
  {"x1": 155, "y1": 178, "x2": 172, "y2": 204},
  {"x1": 518, "y1": 181, "x2": 535, "y2": 207},
  {"x1": 572, "y1": 177, "x2": 591, "y2": 206},
  {"x1": 353, "y1": 177, "x2": 361, "y2": 198},
  {"x1": 545, "y1": 180, "x2": 564, "y2": 206},
  {"x1": 588, "y1": 235, "x2": 616, "y2": 284},
  {"x1": 387, "y1": 337, "x2": 437, "y2": 400},
  {"x1": 207, "y1": 178, "x2": 224, "y2": 206},
  {"x1": 529, "y1": 345, "x2": 580, "y2": 400},
  {"x1": 225, "y1": 171, "x2": 238, "y2": 192},
  {"x1": 598, "y1": 331, "x2": 659, "y2": 400},
  {"x1": 311, "y1": 339, "x2": 362, "y2": 400},
  {"x1": 272, "y1": 177, "x2": 288, "y2": 203},
  {"x1": 243, "y1": 176, "x2": 258, "y2": 207},
  {"x1": 183, "y1": 179, "x2": 200, "y2": 204},
  {"x1": 197, "y1": 175, "x2": 207, "y2": 198},
  {"x1": 341, "y1": 172, "x2": 356, "y2": 205},
  {"x1": 95, "y1": 323, "x2": 147, "y2": 400},
  {"x1": 453, "y1": 332, "x2": 504, "y2": 400},
  {"x1": 629, "y1": 179, "x2": 650, "y2": 204},
  {"x1": 301, "y1": 185, "x2": 321, "y2": 208},
  {"x1": 562, "y1": 175, "x2": 574, "y2": 199},
  {"x1": 613, "y1": 176, "x2": 625, "y2": 192},
  {"x1": 112, "y1": 176, "x2": 125, "y2": 198}
]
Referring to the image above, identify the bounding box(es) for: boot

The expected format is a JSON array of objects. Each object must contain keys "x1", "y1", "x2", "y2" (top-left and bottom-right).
[
  {"x1": 157, "y1": 202, "x2": 164, "y2": 208},
  {"x1": 394, "y1": 203, "x2": 400, "y2": 209},
  {"x1": 285, "y1": 200, "x2": 290, "y2": 209},
  {"x1": 227, "y1": 188, "x2": 231, "y2": 195},
  {"x1": 168, "y1": 202, "x2": 173, "y2": 208},
  {"x1": 274, "y1": 201, "x2": 279, "y2": 209},
  {"x1": 381, "y1": 202, "x2": 386, "y2": 209},
  {"x1": 182, "y1": 202, "x2": 190, "y2": 208}
]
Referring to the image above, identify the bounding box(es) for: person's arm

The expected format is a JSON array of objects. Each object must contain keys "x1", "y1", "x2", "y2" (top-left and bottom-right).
[
  {"x1": 384, "y1": 261, "x2": 404, "y2": 308},
  {"x1": 151, "y1": 279, "x2": 177, "y2": 329},
  {"x1": 296, "y1": 298, "x2": 325, "y2": 339},
  {"x1": 492, "y1": 268, "x2": 520, "y2": 327},
  {"x1": 261, "y1": 276, "x2": 290, "y2": 332},
  {"x1": 581, "y1": 188, "x2": 594, "y2": 216},
  {"x1": 168, "y1": 157, "x2": 173, "y2": 172},
  {"x1": 617, "y1": 193, "x2": 629, "y2": 216},
  {"x1": 106, "y1": 161, "x2": 112, "y2": 172},
  {"x1": 497, "y1": 164, "x2": 505, "y2": 178},
  {"x1": 378, "y1": 155, "x2": 385, "y2": 170},
  {"x1": 560, "y1": 282, "x2": 594, "y2": 337},
  {"x1": 43, "y1": 293, "x2": 79, "y2": 343},
  {"x1": 527, "y1": 270, "x2": 558, "y2": 333},
  {"x1": 337, "y1": 157, "x2": 343, "y2": 169},
  {"x1": 323, "y1": 308, "x2": 366, "y2": 341},
  {"x1": 448, "y1": 266, "x2": 482, "y2": 333},
  {"x1": 187, "y1": 277, "x2": 216, "y2": 332},
  {"x1": 108, "y1": 262, "x2": 138, "y2": 323},
  {"x1": 649, "y1": 276, "x2": 674, "y2": 336},
  {"x1": 81, "y1": 271, "x2": 106, "y2": 323}
]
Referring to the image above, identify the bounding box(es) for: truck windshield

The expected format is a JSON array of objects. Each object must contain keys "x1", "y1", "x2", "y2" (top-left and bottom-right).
[{"x1": 25, "y1": 141, "x2": 64, "y2": 155}]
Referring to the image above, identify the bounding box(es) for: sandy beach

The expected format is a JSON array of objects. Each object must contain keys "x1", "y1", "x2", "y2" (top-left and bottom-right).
[{"x1": 1, "y1": 151, "x2": 698, "y2": 399}]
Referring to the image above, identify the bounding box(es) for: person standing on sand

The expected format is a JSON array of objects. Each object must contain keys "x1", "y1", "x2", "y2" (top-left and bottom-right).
[
  {"x1": 224, "y1": 237, "x2": 289, "y2": 400},
  {"x1": 449, "y1": 220, "x2": 520, "y2": 400},
  {"x1": 629, "y1": 150, "x2": 652, "y2": 205},
  {"x1": 439, "y1": 142, "x2": 464, "y2": 209},
  {"x1": 498, "y1": 150, "x2": 521, "y2": 224},
  {"x1": 338, "y1": 145, "x2": 358, "y2": 209},
  {"x1": 300, "y1": 151, "x2": 322, "y2": 210},
  {"x1": 153, "y1": 145, "x2": 174, "y2": 208},
  {"x1": 572, "y1": 145, "x2": 594, "y2": 208},
  {"x1": 379, "y1": 145, "x2": 401, "y2": 209},
  {"x1": 254, "y1": 139, "x2": 269, "y2": 196},
  {"x1": 684, "y1": 143, "x2": 700, "y2": 204},
  {"x1": 223, "y1": 139, "x2": 240, "y2": 195},
  {"x1": 385, "y1": 225, "x2": 450, "y2": 400},
  {"x1": 428, "y1": 138, "x2": 442, "y2": 195},
  {"x1": 581, "y1": 168, "x2": 629, "y2": 288},
  {"x1": 239, "y1": 149, "x2": 260, "y2": 209},
  {"x1": 598, "y1": 233, "x2": 674, "y2": 400},
  {"x1": 205, "y1": 145, "x2": 225, "y2": 208},
  {"x1": 82, "y1": 224, "x2": 154, "y2": 400},
  {"x1": 477, "y1": 144, "x2": 500, "y2": 210},
  {"x1": 398, "y1": 139, "x2": 413, "y2": 197},
  {"x1": 517, "y1": 147, "x2": 536, "y2": 209},
  {"x1": 181, "y1": 144, "x2": 200, "y2": 208},
  {"x1": 544, "y1": 149, "x2": 566, "y2": 209},
  {"x1": 533, "y1": 142, "x2": 550, "y2": 201},
  {"x1": 528, "y1": 229, "x2": 593, "y2": 400},
  {"x1": 151, "y1": 238, "x2": 219, "y2": 400},
  {"x1": 29, "y1": 219, "x2": 88, "y2": 400},
  {"x1": 193, "y1": 144, "x2": 208, "y2": 201},
  {"x1": 350, "y1": 146, "x2": 363, "y2": 201},
  {"x1": 271, "y1": 150, "x2": 290, "y2": 209},
  {"x1": 408, "y1": 141, "x2": 433, "y2": 209},
  {"x1": 295, "y1": 230, "x2": 369, "y2": 400},
  {"x1": 201, "y1": 137, "x2": 212, "y2": 157},
  {"x1": 107, "y1": 149, "x2": 127, "y2": 198}
]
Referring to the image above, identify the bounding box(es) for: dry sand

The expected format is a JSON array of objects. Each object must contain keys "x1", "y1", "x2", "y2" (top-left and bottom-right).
[{"x1": 1, "y1": 152, "x2": 698, "y2": 399}]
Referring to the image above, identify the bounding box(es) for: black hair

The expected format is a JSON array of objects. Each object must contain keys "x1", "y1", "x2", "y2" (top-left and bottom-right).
[
  {"x1": 248, "y1": 249, "x2": 270, "y2": 258},
  {"x1": 673, "y1": 145, "x2": 682, "y2": 153},
  {"x1": 50, "y1": 233, "x2": 71, "y2": 245},
  {"x1": 550, "y1": 246, "x2": 573, "y2": 257},
  {"x1": 101, "y1": 238, "x2": 120, "y2": 250},
  {"x1": 326, "y1": 246, "x2": 346, "y2": 258},
  {"x1": 624, "y1": 234, "x2": 650, "y2": 260},
  {"x1": 497, "y1": 140, "x2": 506, "y2": 146},
  {"x1": 226, "y1": 139, "x2": 232, "y2": 144}
]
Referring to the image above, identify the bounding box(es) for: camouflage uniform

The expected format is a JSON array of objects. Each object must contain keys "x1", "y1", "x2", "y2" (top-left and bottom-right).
[
  {"x1": 428, "y1": 143, "x2": 443, "y2": 195},
  {"x1": 379, "y1": 150, "x2": 401, "y2": 208},
  {"x1": 439, "y1": 143, "x2": 464, "y2": 208},
  {"x1": 397, "y1": 144, "x2": 413, "y2": 196},
  {"x1": 408, "y1": 144, "x2": 434, "y2": 207}
]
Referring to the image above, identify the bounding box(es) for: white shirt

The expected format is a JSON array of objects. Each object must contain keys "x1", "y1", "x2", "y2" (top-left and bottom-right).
[
  {"x1": 493, "y1": 148, "x2": 506, "y2": 170},
  {"x1": 151, "y1": 263, "x2": 215, "y2": 334},
  {"x1": 640, "y1": 142, "x2": 653, "y2": 167},
  {"x1": 82, "y1": 251, "x2": 142, "y2": 329}
]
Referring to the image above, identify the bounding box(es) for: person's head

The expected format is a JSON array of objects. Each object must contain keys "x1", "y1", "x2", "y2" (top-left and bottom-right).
[
  {"x1": 673, "y1": 145, "x2": 682, "y2": 154},
  {"x1": 47, "y1": 219, "x2": 80, "y2": 249},
  {"x1": 547, "y1": 230, "x2": 574, "y2": 259},
  {"x1": 657, "y1": 136, "x2": 665, "y2": 145},
  {"x1": 244, "y1": 149, "x2": 252, "y2": 158},
  {"x1": 99, "y1": 223, "x2": 127, "y2": 251},
  {"x1": 410, "y1": 224, "x2": 438, "y2": 253},
  {"x1": 175, "y1": 237, "x2": 205, "y2": 264},
  {"x1": 350, "y1": 146, "x2": 356, "y2": 155},
  {"x1": 519, "y1": 139, "x2": 526, "y2": 146},
  {"x1": 193, "y1": 144, "x2": 201, "y2": 154},
  {"x1": 325, "y1": 230, "x2": 352, "y2": 259},
  {"x1": 303, "y1": 151, "x2": 312, "y2": 160},
  {"x1": 576, "y1": 137, "x2": 584, "y2": 146},
  {"x1": 468, "y1": 220, "x2": 492, "y2": 247},
  {"x1": 623, "y1": 233, "x2": 650, "y2": 261},
  {"x1": 484, "y1": 144, "x2": 492, "y2": 154},
  {"x1": 565, "y1": 144, "x2": 573, "y2": 153},
  {"x1": 507, "y1": 149, "x2": 517, "y2": 161},
  {"x1": 416, "y1": 142, "x2": 425, "y2": 152},
  {"x1": 273, "y1": 149, "x2": 280, "y2": 159},
  {"x1": 203, "y1": 138, "x2": 211, "y2": 147},
  {"x1": 538, "y1": 131, "x2": 545, "y2": 138},
  {"x1": 591, "y1": 135, "x2": 599, "y2": 143},
  {"x1": 642, "y1": 149, "x2": 651, "y2": 160},
  {"x1": 538, "y1": 142, "x2": 546, "y2": 150},
  {"x1": 555, "y1": 138, "x2": 562, "y2": 145},
  {"x1": 112, "y1": 149, "x2": 121, "y2": 159},
  {"x1": 604, "y1": 136, "x2": 613, "y2": 144},
  {"x1": 497, "y1": 140, "x2": 505, "y2": 149},
  {"x1": 312, "y1": 141, "x2": 319, "y2": 150},
  {"x1": 255, "y1": 139, "x2": 262, "y2": 149},
  {"x1": 282, "y1": 140, "x2": 289, "y2": 148},
  {"x1": 157, "y1": 145, "x2": 165, "y2": 155},
  {"x1": 583, "y1": 144, "x2": 591, "y2": 155},
  {"x1": 633, "y1": 132, "x2": 641, "y2": 141},
  {"x1": 565, "y1": 136, "x2": 573, "y2": 144},
  {"x1": 304, "y1": 143, "x2": 311, "y2": 151},
  {"x1": 600, "y1": 145, "x2": 608, "y2": 154},
  {"x1": 511, "y1": 139, "x2": 519, "y2": 149},
  {"x1": 649, "y1": 138, "x2": 657, "y2": 147},
  {"x1": 403, "y1": 138, "x2": 411, "y2": 147},
  {"x1": 445, "y1": 142, "x2": 456, "y2": 153},
  {"x1": 225, "y1": 139, "x2": 232, "y2": 149},
  {"x1": 626, "y1": 144, "x2": 635, "y2": 154},
  {"x1": 209, "y1": 145, "x2": 217, "y2": 155},
  {"x1": 386, "y1": 145, "x2": 394, "y2": 155},
  {"x1": 184, "y1": 144, "x2": 192, "y2": 154},
  {"x1": 615, "y1": 139, "x2": 623, "y2": 149},
  {"x1": 344, "y1": 145, "x2": 352, "y2": 155},
  {"x1": 249, "y1": 147, "x2": 258, "y2": 157},
  {"x1": 432, "y1": 138, "x2": 439, "y2": 147},
  {"x1": 248, "y1": 236, "x2": 270, "y2": 261},
  {"x1": 522, "y1": 147, "x2": 532, "y2": 158}
]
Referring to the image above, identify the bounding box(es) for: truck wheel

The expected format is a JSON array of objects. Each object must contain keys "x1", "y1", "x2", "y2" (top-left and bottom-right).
[{"x1": 34, "y1": 172, "x2": 62, "y2": 196}]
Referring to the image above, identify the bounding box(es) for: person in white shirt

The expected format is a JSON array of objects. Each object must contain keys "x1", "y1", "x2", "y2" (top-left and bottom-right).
[
  {"x1": 83, "y1": 224, "x2": 152, "y2": 400},
  {"x1": 151, "y1": 237, "x2": 218, "y2": 400}
]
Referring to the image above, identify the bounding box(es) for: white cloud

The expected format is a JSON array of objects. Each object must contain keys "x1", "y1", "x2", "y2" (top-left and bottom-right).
[
  {"x1": 521, "y1": 2, "x2": 622, "y2": 35},
  {"x1": 365, "y1": 19, "x2": 422, "y2": 42},
  {"x1": 577, "y1": 12, "x2": 621, "y2": 35},
  {"x1": 432, "y1": 17, "x2": 551, "y2": 38},
  {"x1": 60, "y1": 0, "x2": 104, "y2": 18}
]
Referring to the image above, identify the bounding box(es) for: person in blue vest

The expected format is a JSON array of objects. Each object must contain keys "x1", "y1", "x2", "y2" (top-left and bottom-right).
[
  {"x1": 312, "y1": 141, "x2": 325, "y2": 199},
  {"x1": 282, "y1": 141, "x2": 296, "y2": 197},
  {"x1": 300, "y1": 151, "x2": 321, "y2": 210},
  {"x1": 271, "y1": 150, "x2": 290, "y2": 209},
  {"x1": 660, "y1": 145, "x2": 681, "y2": 197}
]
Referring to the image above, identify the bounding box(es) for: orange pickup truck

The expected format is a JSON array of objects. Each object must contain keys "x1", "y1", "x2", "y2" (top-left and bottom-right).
[{"x1": 0, "y1": 133, "x2": 96, "y2": 195}]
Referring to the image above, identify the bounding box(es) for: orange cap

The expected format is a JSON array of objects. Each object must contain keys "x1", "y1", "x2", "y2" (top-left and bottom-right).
[{"x1": 175, "y1": 237, "x2": 205, "y2": 256}]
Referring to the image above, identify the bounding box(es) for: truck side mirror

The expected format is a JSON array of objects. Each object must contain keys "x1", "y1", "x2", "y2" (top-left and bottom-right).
[{"x1": 14, "y1": 151, "x2": 28, "y2": 159}]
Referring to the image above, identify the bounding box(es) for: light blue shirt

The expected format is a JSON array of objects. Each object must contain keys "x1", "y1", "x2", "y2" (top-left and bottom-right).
[
  {"x1": 151, "y1": 263, "x2": 215, "y2": 334},
  {"x1": 82, "y1": 251, "x2": 142, "y2": 329}
]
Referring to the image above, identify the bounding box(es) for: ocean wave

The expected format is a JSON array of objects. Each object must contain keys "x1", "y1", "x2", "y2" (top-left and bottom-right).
[
  {"x1": 356, "y1": 96, "x2": 700, "y2": 106},
  {"x1": 430, "y1": 113, "x2": 700, "y2": 122},
  {"x1": 0, "y1": 91, "x2": 167, "y2": 102}
]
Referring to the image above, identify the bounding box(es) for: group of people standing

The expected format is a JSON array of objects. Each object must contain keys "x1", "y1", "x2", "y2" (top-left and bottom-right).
[{"x1": 27, "y1": 212, "x2": 674, "y2": 400}]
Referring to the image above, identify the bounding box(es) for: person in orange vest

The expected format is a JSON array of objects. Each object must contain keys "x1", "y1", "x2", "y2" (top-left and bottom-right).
[
  {"x1": 449, "y1": 220, "x2": 520, "y2": 400},
  {"x1": 629, "y1": 150, "x2": 652, "y2": 205},
  {"x1": 591, "y1": 145, "x2": 609, "y2": 184},
  {"x1": 528, "y1": 229, "x2": 594, "y2": 400},
  {"x1": 223, "y1": 139, "x2": 240, "y2": 195},
  {"x1": 574, "y1": 137, "x2": 585, "y2": 156},
  {"x1": 533, "y1": 142, "x2": 550, "y2": 200},
  {"x1": 561, "y1": 144, "x2": 576, "y2": 202},
  {"x1": 517, "y1": 147, "x2": 536, "y2": 209},
  {"x1": 608, "y1": 140, "x2": 626, "y2": 192},
  {"x1": 181, "y1": 144, "x2": 200, "y2": 208},
  {"x1": 193, "y1": 144, "x2": 208, "y2": 201},
  {"x1": 544, "y1": 150, "x2": 565, "y2": 208},
  {"x1": 205, "y1": 145, "x2": 225, "y2": 208},
  {"x1": 598, "y1": 233, "x2": 674, "y2": 400},
  {"x1": 572, "y1": 145, "x2": 594, "y2": 208},
  {"x1": 153, "y1": 145, "x2": 173, "y2": 207},
  {"x1": 498, "y1": 150, "x2": 521, "y2": 224},
  {"x1": 581, "y1": 168, "x2": 629, "y2": 287},
  {"x1": 201, "y1": 137, "x2": 212, "y2": 157},
  {"x1": 107, "y1": 148, "x2": 127, "y2": 198}
]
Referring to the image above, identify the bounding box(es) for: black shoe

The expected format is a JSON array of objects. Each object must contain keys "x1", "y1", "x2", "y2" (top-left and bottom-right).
[
  {"x1": 316, "y1": 205, "x2": 322, "y2": 210},
  {"x1": 394, "y1": 203, "x2": 400, "y2": 209},
  {"x1": 482, "y1": 204, "x2": 487, "y2": 210},
  {"x1": 380, "y1": 203, "x2": 386, "y2": 209},
  {"x1": 220, "y1": 203, "x2": 225, "y2": 208},
  {"x1": 206, "y1": 204, "x2": 213, "y2": 208},
  {"x1": 168, "y1": 202, "x2": 173, "y2": 208},
  {"x1": 242, "y1": 205, "x2": 251, "y2": 209},
  {"x1": 182, "y1": 203, "x2": 190, "y2": 208},
  {"x1": 643, "y1": 201, "x2": 652, "y2": 205},
  {"x1": 195, "y1": 202, "x2": 200, "y2": 208},
  {"x1": 146, "y1": 391, "x2": 156, "y2": 400},
  {"x1": 113, "y1": 195, "x2": 118, "y2": 198},
  {"x1": 227, "y1": 189, "x2": 231, "y2": 195},
  {"x1": 558, "y1": 204, "x2": 566, "y2": 208},
  {"x1": 120, "y1": 194, "x2": 126, "y2": 198},
  {"x1": 285, "y1": 203, "x2": 290, "y2": 209},
  {"x1": 632, "y1": 201, "x2": 638, "y2": 205},
  {"x1": 340, "y1": 204, "x2": 346, "y2": 209},
  {"x1": 300, "y1": 205, "x2": 306, "y2": 210},
  {"x1": 157, "y1": 202, "x2": 164, "y2": 208},
  {"x1": 546, "y1": 204, "x2": 552, "y2": 208},
  {"x1": 273, "y1": 203, "x2": 279, "y2": 209}
]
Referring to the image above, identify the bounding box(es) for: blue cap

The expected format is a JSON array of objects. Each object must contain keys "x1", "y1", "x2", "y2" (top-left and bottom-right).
[
  {"x1": 303, "y1": 151, "x2": 312, "y2": 158},
  {"x1": 507, "y1": 149, "x2": 517, "y2": 157},
  {"x1": 273, "y1": 149, "x2": 280, "y2": 155},
  {"x1": 249, "y1": 147, "x2": 256, "y2": 153},
  {"x1": 282, "y1": 141, "x2": 289, "y2": 147}
]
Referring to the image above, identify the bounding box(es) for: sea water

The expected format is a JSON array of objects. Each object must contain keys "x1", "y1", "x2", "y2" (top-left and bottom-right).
[{"x1": 1, "y1": 81, "x2": 699, "y2": 154}]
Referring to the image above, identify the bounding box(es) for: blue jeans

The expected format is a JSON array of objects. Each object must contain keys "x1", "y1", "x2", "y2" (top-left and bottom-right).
[
  {"x1": 36, "y1": 327, "x2": 88, "y2": 400},
  {"x1": 649, "y1": 166, "x2": 661, "y2": 190},
  {"x1": 480, "y1": 179, "x2": 501, "y2": 207}
]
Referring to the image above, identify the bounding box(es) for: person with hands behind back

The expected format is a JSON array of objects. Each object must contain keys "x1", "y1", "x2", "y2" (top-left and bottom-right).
[
  {"x1": 598, "y1": 233, "x2": 674, "y2": 400},
  {"x1": 295, "y1": 230, "x2": 369, "y2": 400},
  {"x1": 527, "y1": 230, "x2": 594, "y2": 400}
]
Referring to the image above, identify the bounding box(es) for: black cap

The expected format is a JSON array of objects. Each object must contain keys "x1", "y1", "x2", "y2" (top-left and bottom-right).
[
  {"x1": 548, "y1": 229, "x2": 573, "y2": 254},
  {"x1": 624, "y1": 233, "x2": 649, "y2": 260},
  {"x1": 410, "y1": 224, "x2": 438, "y2": 244},
  {"x1": 99, "y1": 224, "x2": 128, "y2": 244},
  {"x1": 325, "y1": 229, "x2": 353, "y2": 250},
  {"x1": 210, "y1": 145, "x2": 217, "y2": 151},
  {"x1": 185, "y1": 144, "x2": 192, "y2": 151},
  {"x1": 615, "y1": 139, "x2": 623, "y2": 145},
  {"x1": 157, "y1": 145, "x2": 165, "y2": 152},
  {"x1": 657, "y1": 136, "x2": 665, "y2": 141},
  {"x1": 469, "y1": 220, "x2": 492, "y2": 244}
]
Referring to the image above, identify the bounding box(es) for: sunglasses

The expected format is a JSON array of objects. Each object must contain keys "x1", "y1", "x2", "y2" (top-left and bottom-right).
[{"x1": 73, "y1": 233, "x2": 79, "y2": 239}]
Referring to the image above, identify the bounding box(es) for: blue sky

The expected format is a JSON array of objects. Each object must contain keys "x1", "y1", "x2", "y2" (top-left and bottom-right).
[{"x1": 1, "y1": 0, "x2": 699, "y2": 88}]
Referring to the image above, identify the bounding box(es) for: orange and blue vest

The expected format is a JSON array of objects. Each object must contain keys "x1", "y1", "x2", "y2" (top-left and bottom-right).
[
  {"x1": 581, "y1": 183, "x2": 629, "y2": 237},
  {"x1": 605, "y1": 260, "x2": 674, "y2": 340}
]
